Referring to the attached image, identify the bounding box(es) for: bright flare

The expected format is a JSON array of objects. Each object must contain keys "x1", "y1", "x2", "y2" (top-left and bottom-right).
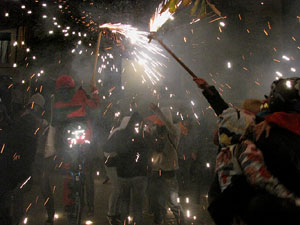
[
  {"x1": 149, "y1": 0, "x2": 182, "y2": 32},
  {"x1": 100, "y1": 23, "x2": 167, "y2": 84}
]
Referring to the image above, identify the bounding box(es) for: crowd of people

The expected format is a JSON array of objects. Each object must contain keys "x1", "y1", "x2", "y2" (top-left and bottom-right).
[{"x1": 0, "y1": 73, "x2": 300, "y2": 225}]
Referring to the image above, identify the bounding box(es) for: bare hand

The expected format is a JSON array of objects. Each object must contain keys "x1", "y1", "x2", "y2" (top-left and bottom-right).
[
  {"x1": 255, "y1": 121, "x2": 271, "y2": 141},
  {"x1": 193, "y1": 77, "x2": 209, "y2": 89},
  {"x1": 149, "y1": 103, "x2": 158, "y2": 111}
]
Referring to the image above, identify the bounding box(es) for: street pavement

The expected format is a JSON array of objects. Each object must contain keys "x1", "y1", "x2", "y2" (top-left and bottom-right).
[{"x1": 21, "y1": 171, "x2": 214, "y2": 225}]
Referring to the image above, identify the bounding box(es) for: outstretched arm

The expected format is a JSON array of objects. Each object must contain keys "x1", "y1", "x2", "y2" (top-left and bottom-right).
[{"x1": 193, "y1": 77, "x2": 229, "y2": 116}]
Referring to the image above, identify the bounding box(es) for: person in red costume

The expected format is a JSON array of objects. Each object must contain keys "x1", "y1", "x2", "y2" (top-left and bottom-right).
[{"x1": 53, "y1": 75, "x2": 100, "y2": 218}]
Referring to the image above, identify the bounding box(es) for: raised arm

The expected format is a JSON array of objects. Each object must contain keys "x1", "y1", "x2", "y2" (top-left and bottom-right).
[
  {"x1": 149, "y1": 103, "x2": 178, "y2": 137},
  {"x1": 193, "y1": 77, "x2": 229, "y2": 116}
]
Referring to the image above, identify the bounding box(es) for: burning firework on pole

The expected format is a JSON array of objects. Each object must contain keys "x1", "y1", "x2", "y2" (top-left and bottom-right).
[
  {"x1": 148, "y1": 0, "x2": 199, "y2": 79},
  {"x1": 99, "y1": 23, "x2": 167, "y2": 85},
  {"x1": 148, "y1": 33, "x2": 198, "y2": 79}
]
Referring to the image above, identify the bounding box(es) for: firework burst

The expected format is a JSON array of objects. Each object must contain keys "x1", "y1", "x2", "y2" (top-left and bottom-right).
[{"x1": 99, "y1": 23, "x2": 168, "y2": 84}]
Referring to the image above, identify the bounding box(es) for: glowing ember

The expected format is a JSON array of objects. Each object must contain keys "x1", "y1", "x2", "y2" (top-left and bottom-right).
[
  {"x1": 149, "y1": 0, "x2": 179, "y2": 32},
  {"x1": 99, "y1": 23, "x2": 167, "y2": 84}
]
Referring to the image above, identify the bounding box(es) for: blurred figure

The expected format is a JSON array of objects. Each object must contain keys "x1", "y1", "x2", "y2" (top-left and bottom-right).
[
  {"x1": 239, "y1": 77, "x2": 300, "y2": 225},
  {"x1": 176, "y1": 119, "x2": 196, "y2": 194},
  {"x1": 194, "y1": 77, "x2": 300, "y2": 225},
  {"x1": 148, "y1": 104, "x2": 186, "y2": 225},
  {"x1": 103, "y1": 117, "x2": 127, "y2": 225},
  {"x1": 0, "y1": 75, "x2": 13, "y2": 116},
  {"x1": 34, "y1": 94, "x2": 56, "y2": 225},
  {"x1": 0, "y1": 97, "x2": 12, "y2": 225},
  {"x1": 104, "y1": 112, "x2": 148, "y2": 225},
  {"x1": 53, "y1": 75, "x2": 100, "y2": 217},
  {"x1": 0, "y1": 93, "x2": 45, "y2": 225}
]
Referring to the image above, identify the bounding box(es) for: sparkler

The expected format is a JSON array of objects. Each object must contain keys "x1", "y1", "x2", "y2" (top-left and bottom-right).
[
  {"x1": 99, "y1": 23, "x2": 167, "y2": 85},
  {"x1": 149, "y1": 0, "x2": 178, "y2": 32}
]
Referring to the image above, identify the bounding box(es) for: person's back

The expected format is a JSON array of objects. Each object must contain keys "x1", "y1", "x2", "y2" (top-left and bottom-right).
[
  {"x1": 115, "y1": 129, "x2": 148, "y2": 178},
  {"x1": 53, "y1": 74, "x2": 100, "y2": 217},
  {"x1": 256, "y1": 118, "x2": 300, "y2": 197},
  {"x1": 256, "y1": 78, "x2": 300, "y2": 197},
  {"x1": 0, "y1": 93, "x2": 44, "y2": 225}
]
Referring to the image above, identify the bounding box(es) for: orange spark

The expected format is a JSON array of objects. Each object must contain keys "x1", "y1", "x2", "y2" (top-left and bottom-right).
[
  {"x1": 34, "y1": 128, "x2": 40, "y2": 135},
  {"x1": 263, "y1": 29, "x2": 269, "y2": 36},
  {"x1": 26, "y1": 203, "x2": 32, "y2": 212},
  {"x1": 44, "y1": 197, "x2": 50, "y2": 206},
  {"x1": 273, "y1": 59, "x2": 280, "y2": 63},
  {"x1": 1, "y1": 144, "x2": 5, "y2": 153},
  {"x1": 208, "y1": 16, "x2": 227, "y2": 23},
  {"x1": 225, "y1": 83, "x2": 232, "y2": 89},
  {"x1": 35, "y1": 195, "x2": 39, "y2": 204}
]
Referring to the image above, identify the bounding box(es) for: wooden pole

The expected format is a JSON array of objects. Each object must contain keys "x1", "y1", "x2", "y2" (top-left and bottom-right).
[
  {"x1": 91, "y1": 32, "x2": 102, "y2": 88},
  {"x1": 153, "y1": 36, "x2": 198, "y2": 79}
]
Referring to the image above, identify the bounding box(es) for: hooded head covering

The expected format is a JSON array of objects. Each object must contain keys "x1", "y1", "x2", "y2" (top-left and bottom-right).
[
  {"x1": 28, "y1": 93, "x2": 45, "y2": 108},
  {"x1": 269, "y1": 77, "x2": 300, "y2": 113},
  {"x1": 56, "y1": 75, "x2": 75, "y2": 89}
]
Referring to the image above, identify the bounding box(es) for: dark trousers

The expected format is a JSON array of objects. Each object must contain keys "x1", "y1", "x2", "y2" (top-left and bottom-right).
[
  {"x1": 119, "y1": 176, "x2": 147, "y2": 225},
  {"x1": 149, "y1": 171, "x2": 186, "y2": 225},
  {"x1": 84, "y1": 158, "x2": 94, "y2": 210},
  {"x1": 35, "y1": 156, "x2": 55, "y2": 221}
]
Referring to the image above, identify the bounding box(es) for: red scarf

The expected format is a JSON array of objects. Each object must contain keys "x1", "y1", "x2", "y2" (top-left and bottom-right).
[{"x1": 265, "y1": 112, "x2": 300, "y2": 136}]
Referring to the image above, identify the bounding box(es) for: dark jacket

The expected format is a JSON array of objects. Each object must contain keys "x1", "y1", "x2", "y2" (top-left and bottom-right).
[
  {"x1": 202, "y1": 86, "x2": 229, "y2": 116},
  {"x1": 0, "y1": 112, "x2": 38, "y2": 194},
  {"x1": 255, "y1": 112, "x2": 300, "y2": 197},
  {"x1": 104, "y1": 114, "x2": 148, "y2": 178},
  {"x1": 53, "y1": 87, "x2": 99, "y2": 124}
]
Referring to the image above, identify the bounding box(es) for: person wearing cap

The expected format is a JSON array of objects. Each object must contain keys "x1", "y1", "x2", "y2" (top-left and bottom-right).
[
  {"x1": 53, "y1": 74, "x2": 100, "y2": 217},
  {"x1": 148, "y1": 103, "x2": 186, "y2": 225},
  {"x1": 0, "y1": 92, "x2": 46, "y2": 225}
]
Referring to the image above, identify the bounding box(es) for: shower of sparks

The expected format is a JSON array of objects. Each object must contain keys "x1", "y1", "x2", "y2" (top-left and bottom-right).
[
  {"x1": 100, "y1": 23, "x2": 168, "y2": 84},
  {"x1": 149, "y1": 0, "x2": 179, "y2": 32}
]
